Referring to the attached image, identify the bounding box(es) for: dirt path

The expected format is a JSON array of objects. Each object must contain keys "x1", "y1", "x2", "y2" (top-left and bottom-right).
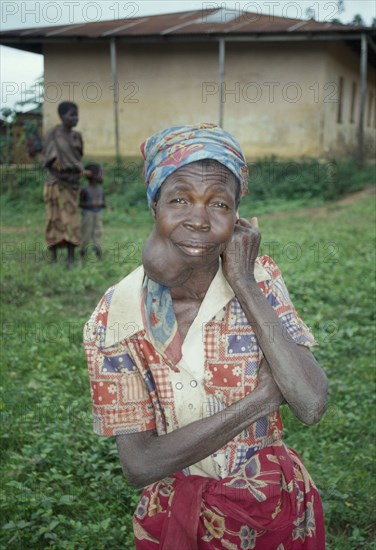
[{"x1": 0, "y1": 226, "x2": 37, "y2": 234}]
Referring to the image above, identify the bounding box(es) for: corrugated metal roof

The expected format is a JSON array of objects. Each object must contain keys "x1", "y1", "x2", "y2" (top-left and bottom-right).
[
  {"x1": 0, "y1": 8, "x2": 372, "y2": 41},
  {"x1": 1, "y1": 7, "x2": 375, "y2": 63}
]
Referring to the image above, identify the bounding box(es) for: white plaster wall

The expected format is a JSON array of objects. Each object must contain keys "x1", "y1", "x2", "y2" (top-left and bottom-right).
[
  {"x1": 322, "y1": 41, "x2": 376, "y2": 159},
  {"x1": 43, "y1": 39, "x2": 375, "y2": 160}
]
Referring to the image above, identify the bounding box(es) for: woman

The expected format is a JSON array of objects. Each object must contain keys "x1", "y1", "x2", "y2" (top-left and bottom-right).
[
  {"x1": 43, "y1": 101, "x2": 85, "y2": 267},
  {"x1": 84, "y1": 123, "x2": 328, "y2": 549}
]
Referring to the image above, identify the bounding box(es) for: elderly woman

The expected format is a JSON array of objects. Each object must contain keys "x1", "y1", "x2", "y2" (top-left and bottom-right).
[
  {"x1": 84, "y1": 123, "x2": 328, "y2": 549},
  {"x1": 43, "y1": 101, "x2": 85, "y2": 267}
]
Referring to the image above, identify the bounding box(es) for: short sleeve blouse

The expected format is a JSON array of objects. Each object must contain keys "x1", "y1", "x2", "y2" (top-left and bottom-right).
[{"x1": 84, "y1": 255, "x2": 316, "y2": 478}]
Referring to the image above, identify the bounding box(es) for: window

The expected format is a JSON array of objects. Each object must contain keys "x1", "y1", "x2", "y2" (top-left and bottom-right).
[
  {"x1": 350, "y1": 81, "x2": 357, "y2": 123},
  {"x1": 337, "y1": 76, "x2": 344, "y2": 124}
]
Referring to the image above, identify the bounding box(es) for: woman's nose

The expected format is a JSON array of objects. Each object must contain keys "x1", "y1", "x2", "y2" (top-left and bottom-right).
[{"x1": 183, "y1": 205, "x2": 210, "y2": 231}]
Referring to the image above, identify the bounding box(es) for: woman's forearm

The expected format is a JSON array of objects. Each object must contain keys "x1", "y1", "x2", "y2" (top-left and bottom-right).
[
  {"x1": 117, "y1": 381, "x2": 282, "y2": 488},
  {"x1": 233, "y1": 280, "x2": 328, "y2": 424}
]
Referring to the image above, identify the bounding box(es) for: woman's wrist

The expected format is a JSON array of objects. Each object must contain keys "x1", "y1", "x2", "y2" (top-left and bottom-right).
[{"x1": 231, "y1": 278, "x2": 263, "y2": 305}]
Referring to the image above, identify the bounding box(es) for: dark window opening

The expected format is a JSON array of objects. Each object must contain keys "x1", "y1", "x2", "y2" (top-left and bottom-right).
[
  {"x1": 367, "y1": 92, "x2": 374, "y2": 127},
  {"x1": 337, "y1": 76, "x2": 344, "y2": 124},
  {"x1": 350, "y1": 81, "x2": 357, "y2": 123}
]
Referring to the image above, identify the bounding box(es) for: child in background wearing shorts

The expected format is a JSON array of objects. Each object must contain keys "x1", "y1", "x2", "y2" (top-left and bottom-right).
[{"x1": 79, "y1": 163, "x2": 105, "y2": 260}]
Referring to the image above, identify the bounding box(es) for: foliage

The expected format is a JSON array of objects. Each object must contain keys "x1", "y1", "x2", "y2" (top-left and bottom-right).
[
  {"x1": 0, "y1": 137, "x2": 11, "y2": 165},
  {"x1": 0, "y1": 108, "x2": 17, "y2": 125},
  {"x1": 245, "y1": 157, "x2": 375, "y2": 203},
  {"x1": 14, "y1": 76, "x2": 44, "y2": 112},
  {"x1": 352, "y1": 14, "x2": 365, "y2": 26},
  {"x1": 306, "y1": 7, "x2": 315, "y2": 20},
  {"x1": 0, "y1": 76, "x2": 43, "y2": 164},
  {"x1": 337, "y1": 0, "x2": 345, "y2": 15},
  {"x1": 0, "y1": 109, "x2": 17, "y2": 164},
  {"x1": 0, "y1": 163, "x2": 375, "y2": 549},
  {"x1": 98, "y1": 156, "x2": 375, "y2": 209},
  {"x1": 3, "y1": 156, "x2": 371, "y2": 223}
]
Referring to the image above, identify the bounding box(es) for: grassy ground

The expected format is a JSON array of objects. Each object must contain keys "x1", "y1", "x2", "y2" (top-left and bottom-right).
[{"x1": 0, "y1": 162, "x2": 375, "y2": 549}]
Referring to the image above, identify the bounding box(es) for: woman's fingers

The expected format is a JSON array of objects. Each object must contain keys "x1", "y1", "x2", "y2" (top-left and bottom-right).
[
  {"x1": 250, "y1": 216, "x2": 259, "y2": 229},
  {"x1": 237, "y1": 217, "x2": 260, "y2": 229}
]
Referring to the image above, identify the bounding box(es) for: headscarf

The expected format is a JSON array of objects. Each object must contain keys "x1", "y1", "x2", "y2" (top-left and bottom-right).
[{"x1": 140, "y1": 122, "x2": 249, "y2": 207}]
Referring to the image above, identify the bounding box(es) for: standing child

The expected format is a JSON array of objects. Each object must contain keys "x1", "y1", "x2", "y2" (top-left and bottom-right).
[{"x1": 79, "y1": 163, "x2": 105, "y2": 260}]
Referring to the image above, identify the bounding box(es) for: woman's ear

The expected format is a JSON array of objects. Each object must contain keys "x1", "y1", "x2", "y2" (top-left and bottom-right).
[{"x1": 151, "y1": 202, "x2": 157, "y2": 219}]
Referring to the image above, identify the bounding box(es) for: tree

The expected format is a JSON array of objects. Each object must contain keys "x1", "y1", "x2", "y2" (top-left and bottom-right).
[
  {"x1": 352, "y1": 14, "x2": 365, "y2": 26},
  {"x1": 0, "y1": 108, "x2": 17, "y2": 164},
  {"x1": 305, "y1": 7, "x2": 315, "y2": 20},
  {"x1": 331, "y1": 2, "x2": 345, "y2": 25},
  {"x1": 0, "y1": 75, "x2": 44, "y2": 163},
  {"x1": 337, "y1": 0, "x2": 345, "y2": 15},
  {"x1": 0, "y1": 107, "x2": 16, "y2": 124},
  {"x1": 14, "y1": 76, "x2": 43, "y2": 112}
]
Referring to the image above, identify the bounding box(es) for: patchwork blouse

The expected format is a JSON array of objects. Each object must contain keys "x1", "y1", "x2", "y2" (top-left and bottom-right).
[{"x1": 84, "y1": 255, "x2": 316, "y2": 479}]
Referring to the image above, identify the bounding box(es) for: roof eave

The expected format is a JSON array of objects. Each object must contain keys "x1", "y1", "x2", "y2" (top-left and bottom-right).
[{"x1": 1, "y1": 28, "x2": 375, "y2": 52}]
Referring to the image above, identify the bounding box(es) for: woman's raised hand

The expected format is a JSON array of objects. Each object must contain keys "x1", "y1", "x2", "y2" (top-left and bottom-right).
[{"x1": 221, "y1": 217, "x2": 261, "y2": 288}]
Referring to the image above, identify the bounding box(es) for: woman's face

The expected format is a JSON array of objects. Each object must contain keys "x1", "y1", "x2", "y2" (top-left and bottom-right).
[
  {"x1": 60, "y1": 107, "x2": 79, "y2": 129},
  {"x1": 153, "y1": 161, "x2": 238, "y2": 268}
]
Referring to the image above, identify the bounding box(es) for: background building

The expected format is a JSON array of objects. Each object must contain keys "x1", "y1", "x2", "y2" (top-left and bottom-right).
[{"x1": 1, "y1": 8, "x2": 375, "y2": 160}]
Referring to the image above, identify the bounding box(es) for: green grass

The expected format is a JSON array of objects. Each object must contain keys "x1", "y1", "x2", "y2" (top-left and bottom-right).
[{"x1": 0, "y1": 162, "x2": 375, "y2": 549}]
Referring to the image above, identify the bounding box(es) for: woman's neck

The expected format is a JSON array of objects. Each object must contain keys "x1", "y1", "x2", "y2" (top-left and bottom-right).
[
  {"x1": 61, "y1": 123, "x2": 72, "y2": 133},
  {"x1": 170, "y1": 259, "x2": 219, "y2": 301}
]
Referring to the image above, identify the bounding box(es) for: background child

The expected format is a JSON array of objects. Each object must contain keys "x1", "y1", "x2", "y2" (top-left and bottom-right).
[{"x1": 79, "y1": 163, "x2": 105, "y2": 260}]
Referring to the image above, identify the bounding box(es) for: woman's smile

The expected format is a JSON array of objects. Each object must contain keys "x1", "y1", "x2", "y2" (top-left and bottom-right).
[{"x1": 175, "y1": 240, "x2": 217, "y2": 256}]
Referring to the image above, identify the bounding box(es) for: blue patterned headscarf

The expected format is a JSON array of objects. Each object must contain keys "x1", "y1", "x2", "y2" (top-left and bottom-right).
[{"x1": 140, "y1": 122, "x2": 249, "y2": 207}]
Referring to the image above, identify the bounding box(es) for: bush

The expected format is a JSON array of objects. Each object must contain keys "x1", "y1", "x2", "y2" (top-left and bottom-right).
[
  {"x1": 1, "y1": 157, "x2": 374, "y2": 221},
  {"x1": 247, "y1": 157, "x2": 375, "y2": 202}
]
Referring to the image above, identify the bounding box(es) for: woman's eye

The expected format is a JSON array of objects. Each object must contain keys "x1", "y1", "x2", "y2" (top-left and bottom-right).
[
  {"x1": 212, "y1": 202, "x2": 228, "y2": 209},
  {"x1": 171, "y1": 197, "x2": 187, "y2": 204}
]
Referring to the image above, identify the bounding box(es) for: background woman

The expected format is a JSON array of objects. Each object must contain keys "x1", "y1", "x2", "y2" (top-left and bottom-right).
[{"x1": 43, "y1": 101, "x2": 85, "y2": 267}]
